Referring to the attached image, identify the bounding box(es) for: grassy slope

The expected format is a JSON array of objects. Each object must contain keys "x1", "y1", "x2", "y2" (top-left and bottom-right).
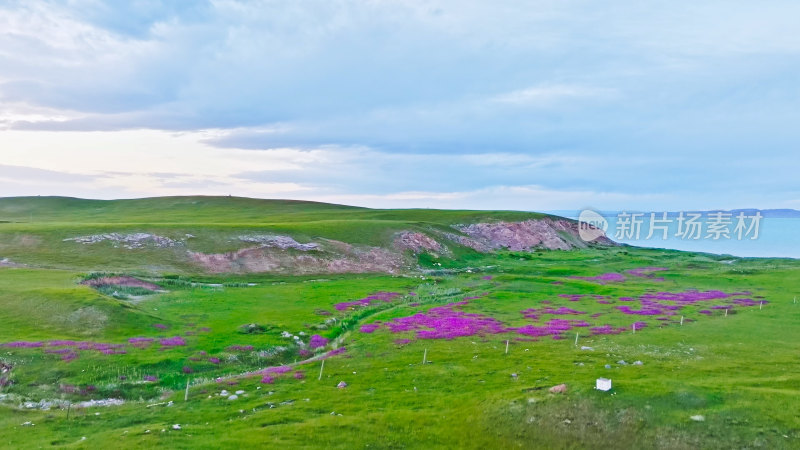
[
  {"x1": 0, "y1": 196, "x2": 551, "y2": 271},
  {"x1": 0, "y1": 197, "x2": 798, "y2": 448}
]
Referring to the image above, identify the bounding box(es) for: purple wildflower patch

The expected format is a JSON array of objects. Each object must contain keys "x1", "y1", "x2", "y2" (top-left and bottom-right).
[
  {"x1": 226, "y1": 345, "x2": 254, "y2": 352},
  {"x1": 334, "y1": 291, "x2": 401, "y2": 311},
  {"x1": 159, "y1": 336, "x2": 186, "y2": 347},
  {"x1": 359, "y1": 323, "x2": 381, "y2": 333},
  {"x1": 309, "y1": 334, "x2": 329, "y2": 349},
  {"x1": 570, "y1": 273, "x2": 626, "y2": 284},
  {"x1": 385, "y1": 301, "x2": 507, "y2": 339}
]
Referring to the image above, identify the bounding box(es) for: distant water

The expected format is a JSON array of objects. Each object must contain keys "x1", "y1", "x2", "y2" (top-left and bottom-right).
[{"x1": 553, "y1": 211, "x2": 800, "y2": 259}]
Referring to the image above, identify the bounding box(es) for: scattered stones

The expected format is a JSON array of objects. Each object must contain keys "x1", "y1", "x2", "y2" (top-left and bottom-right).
[
  {"x1": 580, "y1": 346, "x2": 594, "y2": 351},
  {"x1": 510, "y1": 373, "x2": 518, "y2": 379},
  {"x1": 220, "y1": 390, "x2": 229, "y2": 396},
  {"x1": 64, "y1": 233, "x2": 183, "y2": 249},
  {"x1": 633, "y1": 360, "x2": 643, "y2": 366},
  {"x1": 171, "y1": 424, "x2": 181, "y2": 430},
  {"x1": 235, "y1": 390, "x2": 245, "y2": 395},
  {"x1": 617, "y1": 360, "x2": 627, "y2": 365},
  {"x1": 690, "y1": 415, "x2": 705, "y2": 422},
  {"x1": 549, "y1": 384, "x2": 568, "y2": 394},
  {"x1": 337, "y1": 381, "x2": 348, "y2": 389},
  {"x1": 227, "y1": 395, "x2": 238, "y2": 401},
  {"x1": 605, "y1": 364, "x2": 612, "y2": 369},
  {"x1": 22, "y1": 421, "x2": 34, "y2": 426}
]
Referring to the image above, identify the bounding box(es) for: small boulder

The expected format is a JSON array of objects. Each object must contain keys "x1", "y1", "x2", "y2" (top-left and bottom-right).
[
  {"x1": 604, "y1": 364, "x2": 612, "y2": 369},
  {"x1": 633, "y1": 360, "x2": 643, "y2": 366},
  {"x1": 235, "y1": 390, "x2": 244, "y2": 395},
  {"x1": 171, "y1": 424, "x2": 181, "y2": 430},
  {"x1": 337, "y1": 381, "x2": 347, "y2": 389},
  {"x1": 549, "y1": 384, "x2": 567, "y2": 394},
  {"x1": 227, "y1": 394, "x2": 238, "y2": 400},
  {"x1": 690, "y1": 415, "x2": 705, "y2": 422},
  {"x1": 617, "y1": 360, "x2": 627, "y2": 365}
]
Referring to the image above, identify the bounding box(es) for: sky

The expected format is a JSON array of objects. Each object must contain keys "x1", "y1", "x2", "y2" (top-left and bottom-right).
[{"x1": 1, "y1": 0, "x2": 799, "y2": 212}]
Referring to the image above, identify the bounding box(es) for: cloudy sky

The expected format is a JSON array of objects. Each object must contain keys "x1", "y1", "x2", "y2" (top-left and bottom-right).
[{"x1": 1, "y1": 0, "x2": 798, "y2": 211}]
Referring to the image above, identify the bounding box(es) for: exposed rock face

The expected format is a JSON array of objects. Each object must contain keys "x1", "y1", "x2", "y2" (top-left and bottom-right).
[
  {"x1": 188, "y1": 238, "x2": 407, "y2": 274},
  {"x1": 64, "y1": 233, "x2": 182, "y2": 249},
  {"x1": 393, "y1": 231, "x2": 444, "y2": 254},
  {"x1": 454, "y1": 218, "x2": 614, "y2": 251},
  {"x1": 237, "y1": 235, "x2": 319, "y2": 251},
  {"x1": 185, "y1": 218, "x2": 615, "y2": 274}
]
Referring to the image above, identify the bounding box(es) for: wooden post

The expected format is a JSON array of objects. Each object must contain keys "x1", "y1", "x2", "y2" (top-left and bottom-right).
[
  {"x1": 680, "y1": 316, "x2": 684, "y2": 326},
  {"x1": 318, "y1": 359, "x2": 325, "y2": 380},
  {"x1": 574, "y1": 332, "x2": 579, "y2": 346},
  {"x1": 725, "y1": 308, "x2": 728, "y2": 317},
  {"x1": 66, "y1": 402, "x2": 71, "y2": 420},
  {"x1": 632, "y1": 323, "x2": 636, "y2": 334},
  {"x1": 184, "y1": 379, "x2": 190, "y2": 401},
  {"x1": 760, "y1": 301, "x2": 763, "y2": 310},
  {"x1": 505, "y1": 340, "x2": 509, "y2": 354},
  {"x1": 423, "y1": 349, "x2": 427, "y2": 365}
]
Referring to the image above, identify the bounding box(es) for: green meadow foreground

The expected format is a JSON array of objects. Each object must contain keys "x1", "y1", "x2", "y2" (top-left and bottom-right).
[{"x1": 0, "y1": 197, "x2": 798, "y2": 448}]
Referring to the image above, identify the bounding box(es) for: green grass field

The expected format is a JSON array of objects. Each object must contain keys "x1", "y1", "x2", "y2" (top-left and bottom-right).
[{"x1": 0, "y1": 197, "x2": 798, "y2": 449}]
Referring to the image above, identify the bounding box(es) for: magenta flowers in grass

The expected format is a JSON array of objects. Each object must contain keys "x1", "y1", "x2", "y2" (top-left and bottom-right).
[
  {"x1": 309, "y1": 334, "x2": 329, "y2": 349},
  {"x1": 570, "y1": 273, "x2": 626, "y2": 284},
  {"x1": 226, "y1": 345, "x2": 254, "y2": 352},
  {"x1": 384, "y1": 301, "x2": 507, "y2": 340},
  {"x1": 334, "y1": 291, "x2": 401, "y2": 311},
  {"x1": 359, "y1": 323, "x2": 381, "y2": 333},
  {"x1": 159, "y1": 336, "x2": 186, "y2": 347}
]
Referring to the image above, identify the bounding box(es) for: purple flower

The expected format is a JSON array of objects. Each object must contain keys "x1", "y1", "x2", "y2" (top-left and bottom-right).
[
  {"x1": 159, "y1": 336, "x2": 186, "y2": 347},
  {"x1": 4, "y1": 341, "x2": 43, "y2": 348},
  {"x1": 209, "y1": 357, "x2": 221, "y2": 364},
  {"x1": 226, "y1": 345, "x2": 254, "y2": 352},
  {"x1": 570, "y1": 273, "x2": 626, "y2": 284},
  {"x1": 309, "y1": 334, "x2": 329, "y2": 349},
  {"x1": 260, "y1": 375, "x2": 274, "y2": 384},
  {"x1": 334, "y1": 291, "x2": 401, "y2": 311},
  {"x1": 294, "y1": 371, "x2": 305, "y2": 380},
  {"x1": 182, "y1": 366, "x2": 193, "y2": 374},
  {"x1": 152, "y1": 323, "x2": 168, "y2": 330},
  {"x1": 143, "y1": 375, "x2": 158, "y2": 382},
  {"x1": 359, "y1": 323, "x2": 381, "y2": 333}
]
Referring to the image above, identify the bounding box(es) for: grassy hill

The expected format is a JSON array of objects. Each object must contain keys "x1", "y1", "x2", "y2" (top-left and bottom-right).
[{"x1": 0, "y1": 197, "x2": 798, "y2": 448}]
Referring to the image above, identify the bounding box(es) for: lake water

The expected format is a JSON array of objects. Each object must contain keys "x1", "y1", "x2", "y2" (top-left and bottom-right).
[{"x1": 555, "y1": 212, "x2": 800, "y2": 259}]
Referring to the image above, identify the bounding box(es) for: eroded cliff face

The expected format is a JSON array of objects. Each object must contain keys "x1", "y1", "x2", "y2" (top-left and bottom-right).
[
  {"x1": 185, "y1": 218, "x2": 615, "y2": 275},
  {"x1": 453, "y1": 218, "x2": 615, "y2": 251}
]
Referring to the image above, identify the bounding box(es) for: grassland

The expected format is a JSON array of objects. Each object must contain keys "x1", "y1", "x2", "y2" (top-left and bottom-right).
[{"x1": 0, "y1": 197, "x2": 798, "y2": 449}]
